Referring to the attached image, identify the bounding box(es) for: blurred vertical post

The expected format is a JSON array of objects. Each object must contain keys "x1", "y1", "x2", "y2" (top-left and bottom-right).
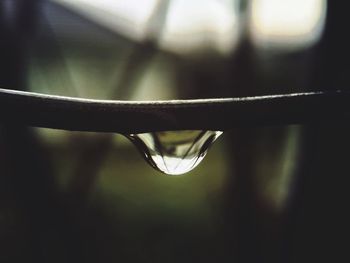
[{"x1": 0, "y1": 2, "x2": 68, "y2": 263}]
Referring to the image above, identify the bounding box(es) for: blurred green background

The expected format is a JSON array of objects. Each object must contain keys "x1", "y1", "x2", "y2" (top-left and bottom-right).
[{"x1": 1, "y1": 0, "x2": 349, "y2": 262}]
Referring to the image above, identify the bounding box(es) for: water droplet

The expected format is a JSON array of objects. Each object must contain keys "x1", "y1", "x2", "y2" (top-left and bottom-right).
[{"x1": 126, "y1": 130, "x2": 222, "y2": 175}]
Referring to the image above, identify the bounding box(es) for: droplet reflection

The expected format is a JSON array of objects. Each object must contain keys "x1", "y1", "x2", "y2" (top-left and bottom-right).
[{"x1": 126, "y1": 130, "x2": 222, "y2": 175}]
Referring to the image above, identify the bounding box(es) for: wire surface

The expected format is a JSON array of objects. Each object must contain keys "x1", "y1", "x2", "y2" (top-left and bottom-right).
[{"x1": 0, "y1": 88, "x2": 349, "y2": 133}]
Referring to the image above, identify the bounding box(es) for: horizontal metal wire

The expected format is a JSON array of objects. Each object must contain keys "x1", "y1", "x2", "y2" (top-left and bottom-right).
[{"x1": 0, "y1": 88, "x2": 349, "y2": 133}]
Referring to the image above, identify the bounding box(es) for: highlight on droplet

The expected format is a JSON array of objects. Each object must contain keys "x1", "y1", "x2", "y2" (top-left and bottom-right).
[{"x1": 125, "y1": 130, "x2": 223, "y2": 176}]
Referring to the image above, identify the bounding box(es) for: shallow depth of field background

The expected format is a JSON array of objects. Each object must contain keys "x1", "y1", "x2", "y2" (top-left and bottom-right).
[{"x1": 1, "y1": 1, "x2": 349, "y2": 262}]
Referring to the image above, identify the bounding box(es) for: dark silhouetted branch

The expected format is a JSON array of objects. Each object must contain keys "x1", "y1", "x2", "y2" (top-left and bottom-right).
[{"x1": 0, "y1": 88, "x2": 349, "y2": 133}]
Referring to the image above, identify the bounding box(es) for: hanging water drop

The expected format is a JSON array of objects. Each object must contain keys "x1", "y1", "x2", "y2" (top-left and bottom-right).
[{"x1": 126, "y1": 130, "x2": 222, "y2": 175}]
